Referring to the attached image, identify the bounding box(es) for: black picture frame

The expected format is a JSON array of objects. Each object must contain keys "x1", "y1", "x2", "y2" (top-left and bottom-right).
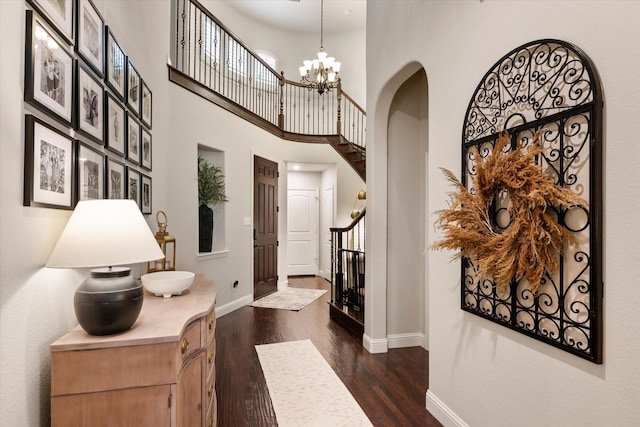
[
  {"x1": 105, "y1": 26, "x2": 126, "y2": 101},
  {"x1": 77, "y1": 141, "x2": 105, "y2": 201},
  {"x1": 126, "y1": 112, "x2": 140, "y2": 165},
  {"x1": 141, "y1": 79, "x2": 152, "y2": 128},
  {"x1": 24, "y1": 114, "x2": 75, "y2": 209},
  {"x1": 104, "y1": 92, "x2": 125, "y2": 156},
  {"x1": 76, "y1": 0, "x2": 104, "y2": 77},
  {"x1": 106, "y1": 156, "x2": 125, "y2": 199},
  {"x1": 126, "y1": 59, "x2": 141, "y2": 117},
  {"x1": 126, "y1": 166, "x2": 141, "y2": 208},
  {"x1": 75, "y1": 60, "x2": 104, "y2": 143},
  {"x1": 27, "y1": 0, "x2": 74, "y2": 44},
  {"x1": 141, "y1": 174, "x2": 152, "y2": 214},
  {"x1": 141, "y1": 127, "x2": 152, "y2": 170},
  {"x1": 25, "y1": 10, "x2": 75, "y2": 125}
]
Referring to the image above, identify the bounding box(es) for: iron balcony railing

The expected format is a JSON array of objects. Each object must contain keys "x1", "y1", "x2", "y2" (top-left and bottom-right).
[{"x1": 170, "y1": 0, "x2": 366, "y2": 149}]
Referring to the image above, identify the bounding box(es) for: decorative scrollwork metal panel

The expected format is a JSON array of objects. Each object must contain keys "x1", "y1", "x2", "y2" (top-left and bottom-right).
[{"x1": 461, "y1": 40, "x2": 603, "y2": 363}]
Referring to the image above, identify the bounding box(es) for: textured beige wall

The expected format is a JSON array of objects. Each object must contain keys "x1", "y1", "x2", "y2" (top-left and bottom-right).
[{"x1": 366, "y1": 0, "x2": 640, "y2": 425}]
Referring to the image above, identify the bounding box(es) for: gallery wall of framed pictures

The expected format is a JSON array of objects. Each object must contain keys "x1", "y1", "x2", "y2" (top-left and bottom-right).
[{"x1": 23, "y1": 0, "x2": 153, "y2": 214}]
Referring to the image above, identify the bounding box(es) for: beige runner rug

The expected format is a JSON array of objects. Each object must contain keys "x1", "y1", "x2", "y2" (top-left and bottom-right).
[
  {"x1": 249, "y1": 287, "x2": 327, "y2": 311},
  {"x1": 255, "y1": 339, "x2": 373, "y2": 427}
]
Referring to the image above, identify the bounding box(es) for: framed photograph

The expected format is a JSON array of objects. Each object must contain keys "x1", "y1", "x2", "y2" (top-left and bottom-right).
[
  {"x1": 126, "y1": 112, "x2": 140, "y2": 164},
  {"x1": 141, "y1": 128, "x2": 152, "y2": 170},
  {"x1": 76, "y1": 0, "x2": 103, "y2": 77},
  {"x1": 104, "y1": 92, "x2": 125, "y2": 155},
  {"x1": 24, "y1": 115, "x2": 75, "y2": 209},
  {"x1": 27, "y1": 0, "x2": 74, "y2": 44},
  {"x1": 141, "y1": 80, "x2": 152, "y2": 128},
  {"x1": 127, "y1": 60, "x2": 140, "y2": 116},
  {"x1": 77, "y1": 141, "x2": 104, "y2": 201},
  {"x1": 25, "y1": 10, "x2": 74, "y2": 125},
  {"x1": 106, "y1": 156, "x2": 125, "y2": 199},
  {"x1": 75, "y1": 61, "x2": 103, "y2": 143},
  {"x1": 141, "y1": 174, "x2": 152, "y2": 214},
  {"x1": 105, "y1": 27, "x2": 125, "y2": 100},
  {"x1": 126, "y1": 166, "x2": 140, "y2": 208}
]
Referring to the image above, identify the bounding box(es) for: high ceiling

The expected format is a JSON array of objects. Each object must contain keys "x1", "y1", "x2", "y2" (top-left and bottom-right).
[{"x1": 221, "y1": 0, "x2": 366, "y2": 34}]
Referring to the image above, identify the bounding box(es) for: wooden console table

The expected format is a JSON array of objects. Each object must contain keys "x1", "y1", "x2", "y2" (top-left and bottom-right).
[{"x1": 50, "y1": 274, "x2": 217, "y2": 427}]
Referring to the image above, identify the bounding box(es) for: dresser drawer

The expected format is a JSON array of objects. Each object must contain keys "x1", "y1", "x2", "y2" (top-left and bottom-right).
[
  {"x1": 202, "y1": 307, "x2": 215, "y2": 346},
  {"x1": 178, "y1": 318, "x2": 202, "y2": 362},
  {"x1": 205, "y1": 339, "x2": 215, "y2": 379},
  {"x1": 204, "y1": 378, "x2": 217, "y2": 427},
  {"x1": 51, "y1": 342, "x2": 176, "y2": 395}
]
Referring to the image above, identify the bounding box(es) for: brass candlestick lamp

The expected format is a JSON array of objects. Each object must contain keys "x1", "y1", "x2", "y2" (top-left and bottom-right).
[{"x1": 147, "y1": 211, "x2": 176, "y2": 272}]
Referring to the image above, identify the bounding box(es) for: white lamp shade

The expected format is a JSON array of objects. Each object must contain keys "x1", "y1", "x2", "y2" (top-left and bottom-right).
[
  {"x1": 299, "y1": 66, "x2": 307, "y2": 77},
  {"x1": 333, "y1": 61, "x2": 341, "y2": 72},
  {"x1": 46, "y1": 200, "x2": 165, "y2": 268},
  {"x1": 324, "y1": 57, "x2": 335, "y2": 68}
]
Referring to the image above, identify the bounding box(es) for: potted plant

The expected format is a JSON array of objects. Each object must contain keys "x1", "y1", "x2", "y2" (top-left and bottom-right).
[{"x1": 198, "y1": 156, "x2": 228, "y2": 252}]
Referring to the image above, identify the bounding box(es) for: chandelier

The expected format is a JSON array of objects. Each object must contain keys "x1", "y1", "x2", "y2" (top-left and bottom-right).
[{"x1": 298, "y1": 0, "x2": 342, "y2": 94}]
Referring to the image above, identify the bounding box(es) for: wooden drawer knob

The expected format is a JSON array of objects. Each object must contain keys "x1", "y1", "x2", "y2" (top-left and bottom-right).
[
  {"x1": 180, "y1": 337, "x2": 189, "y2": 354},
  {"x1": 208, "y1": 350, "x2": 213, "y2": 365},
  {"x1": 208, "y1": 417, "x2": 213, "y2": 427},
  {"x1": 208, "y1": 316, "x2": 213, "y2": 331},
  {"x1": 208, "y1": 384, "x2": 214, "y2": 397}
]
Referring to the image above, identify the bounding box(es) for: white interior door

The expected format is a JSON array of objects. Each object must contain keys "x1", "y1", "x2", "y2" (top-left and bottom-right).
[
  {"x1": 287, "y1": 189, "x2": 319, "y2": 275},
  {"x1": 320, "y1": 186, "x2": 334, "y2": 280}
]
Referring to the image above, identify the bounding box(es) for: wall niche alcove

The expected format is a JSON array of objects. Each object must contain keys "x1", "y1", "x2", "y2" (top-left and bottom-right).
[{"x1": 197, "y1": 145, "x2": 228, "y2": 258}]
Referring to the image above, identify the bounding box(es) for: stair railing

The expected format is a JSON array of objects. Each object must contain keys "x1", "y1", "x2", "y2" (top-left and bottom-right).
[
  {"x1": 170, "y1": 0, "x2": 365, "y2": 150},
  {"x1": 330, "y1": 209, "x2": 366, "y2": 313}
]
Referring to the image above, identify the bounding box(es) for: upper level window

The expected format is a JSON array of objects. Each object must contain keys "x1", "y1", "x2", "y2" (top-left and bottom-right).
[
  {"x1": 226, "y1": 37, "x2": 247, "y2": 76},
  {"x1": 255, "y1": 50, "x2": 278, "y2": 84},
  {"x1": 202, "y1": 18, "x2": 220, "y2": 65},
  {"x1": 201, "y1": 18, "x2": 276, "y2": 85}
]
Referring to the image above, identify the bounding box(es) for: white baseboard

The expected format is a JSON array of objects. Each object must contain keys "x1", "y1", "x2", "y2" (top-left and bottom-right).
[
  {"x1": 363, "y1": 333, "x2": 388, "y2": 353},
  {"x1": 426, "y1": 390, "x2": 468, "y2": 427},
  {"x1": 215, "y1": 294, "x2": 253, "y2": 318},
  {"x1": 387, "y1": 333, "x2": 427, "y2": 349}
]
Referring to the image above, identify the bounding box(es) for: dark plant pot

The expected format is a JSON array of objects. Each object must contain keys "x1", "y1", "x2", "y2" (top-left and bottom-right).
[{"x1": 199, "y1": 204, "x2": 214, "y2": 252}]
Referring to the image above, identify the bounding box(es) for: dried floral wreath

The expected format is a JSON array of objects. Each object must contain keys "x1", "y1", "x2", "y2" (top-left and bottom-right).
[{"x1": 432, "y1": 131, "x2": 586, "y2": 295}]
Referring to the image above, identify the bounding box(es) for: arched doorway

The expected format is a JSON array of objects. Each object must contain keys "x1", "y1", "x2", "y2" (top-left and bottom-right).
[
  {"x1": 364, "y1": 63, "x2": 429, "y2": 353},
  {"x1": 386, "y1": 69, "x2": 429, "y2": 349}
]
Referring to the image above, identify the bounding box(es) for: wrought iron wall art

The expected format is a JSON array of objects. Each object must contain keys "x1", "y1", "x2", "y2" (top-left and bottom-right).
[{"x1": 460, "y1": 39, "x2": 603, "y2": 363}]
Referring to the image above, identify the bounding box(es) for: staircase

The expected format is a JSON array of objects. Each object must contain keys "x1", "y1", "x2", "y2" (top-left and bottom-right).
[
  {"x1": 169, "y1": 0, "x2": 366, "y2": 180},
  {"x1": 331, "y1": 138, "x2": 366, "y2": 181},
  {"x1": 329, "y1": 209, "x2": 366, "y2": 337}
]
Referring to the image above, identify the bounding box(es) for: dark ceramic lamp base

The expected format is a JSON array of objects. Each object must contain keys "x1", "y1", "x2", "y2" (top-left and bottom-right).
[{"x1": 74, "y1": 267, "x2": 143, "y2": 336}]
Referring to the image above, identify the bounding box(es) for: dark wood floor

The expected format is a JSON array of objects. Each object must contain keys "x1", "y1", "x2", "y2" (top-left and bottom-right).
[{"x1": 215, "y1": 276, "x2": 442, "y2": 426}]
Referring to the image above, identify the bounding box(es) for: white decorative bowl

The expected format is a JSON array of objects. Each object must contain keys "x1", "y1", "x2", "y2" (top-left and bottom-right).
[{"x1": 141, "y1": 271, "x2": 195, "y2": 298}]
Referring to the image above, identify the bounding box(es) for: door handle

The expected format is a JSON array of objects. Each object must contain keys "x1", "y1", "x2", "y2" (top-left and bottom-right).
[{"x1": 253, "y1": 228, "x2": 257, "y2": 240}]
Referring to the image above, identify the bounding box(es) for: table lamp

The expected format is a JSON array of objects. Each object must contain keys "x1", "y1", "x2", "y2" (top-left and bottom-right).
[{"x1": 47, "y1": 199, "x2": 164, "y2": 335}]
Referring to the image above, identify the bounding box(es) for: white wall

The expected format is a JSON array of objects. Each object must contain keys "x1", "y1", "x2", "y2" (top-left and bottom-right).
[
  {"x1": 288, "y1": 170, "x2": 322, "y2": 190},
  {"x1": 0, "y1": 0, "x2": 364, "y2": 425},
  {"x1": 367, "y1": 0, "x2": 640, "y2": 426}
]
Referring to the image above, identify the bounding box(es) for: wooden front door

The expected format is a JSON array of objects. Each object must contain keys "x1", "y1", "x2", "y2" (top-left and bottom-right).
[{"x1": 254, "y1": 156, "x2": 278, "y2": 299}]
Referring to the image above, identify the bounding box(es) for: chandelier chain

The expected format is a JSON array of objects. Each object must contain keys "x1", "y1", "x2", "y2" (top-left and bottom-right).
[{"x1": 320, "y1": 0, "x2": 324, "y2": 49}]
